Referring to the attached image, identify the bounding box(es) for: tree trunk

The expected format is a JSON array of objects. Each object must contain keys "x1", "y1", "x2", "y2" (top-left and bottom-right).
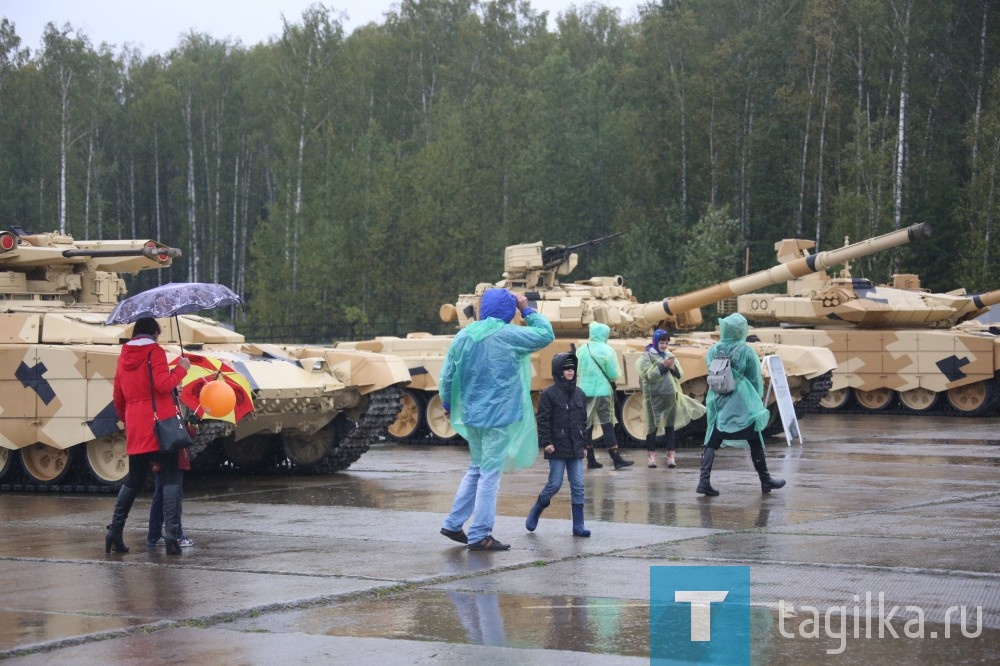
[{"x1": 183, "y1": 94, "x2": 199, "y2": 281}]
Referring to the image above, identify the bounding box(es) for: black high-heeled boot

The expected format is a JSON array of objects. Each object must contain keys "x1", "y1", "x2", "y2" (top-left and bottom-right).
[
  {"x1": 697, "y1": 447, "x2": 720, "y2": 496},
  {"x1": 750, "y1": 440, "x2": 785, "y2": 494},
  {"x1": 104, "y1": 485, "x2": 138, "y2": 553}
]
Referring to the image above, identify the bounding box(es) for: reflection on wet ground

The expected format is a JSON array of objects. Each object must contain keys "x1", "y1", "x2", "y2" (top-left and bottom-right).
[
  {"x1": 225, "y1": 587, "x2": 1000, "y2": 663},
  {"x1": 1, "y1": 413, "x2": 998, "y2": 664}
]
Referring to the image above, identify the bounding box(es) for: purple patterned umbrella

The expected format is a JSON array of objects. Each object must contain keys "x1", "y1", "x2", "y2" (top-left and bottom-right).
[{"x1": 105, "y1": 282, "x2": 243, "y2": 325}]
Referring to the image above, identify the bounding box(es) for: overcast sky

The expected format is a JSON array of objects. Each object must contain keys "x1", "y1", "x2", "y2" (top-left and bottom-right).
[{"x1": 5, "y1": 1, "x2": 643, "y2": 55}]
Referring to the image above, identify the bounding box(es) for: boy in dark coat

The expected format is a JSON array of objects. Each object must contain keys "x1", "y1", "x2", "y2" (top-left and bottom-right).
[{"x1": 525, "y1": 352, "x2": 591, "y2": 537}]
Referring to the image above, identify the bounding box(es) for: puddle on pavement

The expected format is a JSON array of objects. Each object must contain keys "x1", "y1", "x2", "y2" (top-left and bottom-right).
[{"x1": 223, "y1": 589, "x2": 999, "y2": 662}]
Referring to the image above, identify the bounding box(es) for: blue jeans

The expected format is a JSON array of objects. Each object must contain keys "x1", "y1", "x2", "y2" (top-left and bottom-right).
[
  {"x1": 443, "y1": 464, "x2": 503, "y2": 544},
  {"x1": 147, "y1": 471, "x2": 185, "y2": 544},
  {"x1": 539, "y1": 458, "x2": 585, "y2": 505}
]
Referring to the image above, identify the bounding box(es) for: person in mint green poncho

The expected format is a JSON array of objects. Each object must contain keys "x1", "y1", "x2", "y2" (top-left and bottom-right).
[
  {"x1": 439, "y1": 288, "x2": 555, "y2": 551},
  {"x1": 697, "y1": 313, "x2": 786, "y2": 497}
]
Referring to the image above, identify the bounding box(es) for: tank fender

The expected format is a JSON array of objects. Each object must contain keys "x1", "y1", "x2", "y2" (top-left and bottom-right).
[{"x1": 321, "y1": 350, "x2": 411, "y2": 394}]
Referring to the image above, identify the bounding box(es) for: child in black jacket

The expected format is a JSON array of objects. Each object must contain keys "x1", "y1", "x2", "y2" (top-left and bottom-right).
[{"x1": 526, "y1": 352, "x2": 590, "y2": 537}]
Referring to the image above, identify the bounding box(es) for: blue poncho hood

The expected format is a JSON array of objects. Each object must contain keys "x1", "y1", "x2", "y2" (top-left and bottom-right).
[
  {"x1": 479, "y1": 289, "x2": 517, "y2": 323},
  {"x1": 646, "y1": 328, "x2": 670, "y2": 353}
]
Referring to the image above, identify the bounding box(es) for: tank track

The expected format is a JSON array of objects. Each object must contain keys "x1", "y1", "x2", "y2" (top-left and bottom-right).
[
  {"x1": 396, "y1": 373, "x2": 837, "y2": 449},
  {"x1": 802, "y1": 377, "x2": 1000, "y2": 417},
  {"x1": 0, "y1": 387, "x2": 405, "y2": 493},
  {"x1": 796, "y1": 371, "x2": 833, "y2": 414},
  {"x1": 291, "y1": 385, "x2": 404, "y2": 474}
]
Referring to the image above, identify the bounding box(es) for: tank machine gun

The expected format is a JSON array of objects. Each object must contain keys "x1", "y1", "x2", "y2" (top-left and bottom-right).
[
  {"x1": 0, "y1": 229, "x2": 409, "y2": 492},
  {"x1": 351, "y1": 227, "x2": 929, "y2": 446},
  {"x1": 732, "y1": 225, "x2": 1000, "y2": 415}
]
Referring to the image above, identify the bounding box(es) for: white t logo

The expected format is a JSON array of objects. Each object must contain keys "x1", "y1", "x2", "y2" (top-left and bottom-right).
[{"x1": 675, "y1": 591, "x2": 729, "y2": 641}]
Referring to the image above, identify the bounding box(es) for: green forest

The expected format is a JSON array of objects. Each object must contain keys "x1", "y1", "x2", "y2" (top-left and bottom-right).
[{"x1": 2, "y1": 0, "x2": 999, "y2": 341}]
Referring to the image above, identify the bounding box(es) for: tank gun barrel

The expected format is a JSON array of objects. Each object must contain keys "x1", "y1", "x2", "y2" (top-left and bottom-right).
[
  {"x1": 62, "y1": 246, "x2": 182, "y2": 260},
  {"x1": 542, "y1": 231, "x2": 623, "y2": 269},
  {"x1": 972, "y1": 289, "x2": 1000, "y2": 310},
  {"x1": 637, "y1": 222, "x2": 932, "y2": 328}
]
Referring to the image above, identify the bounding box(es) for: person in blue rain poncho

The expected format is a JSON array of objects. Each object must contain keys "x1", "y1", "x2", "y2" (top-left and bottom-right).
[
  {"x1": 697, "y1": 313, "x2": 786, "y2": 497},
  {"x1": 439, "y1": 288, "x2": 555, "y2": 551}
]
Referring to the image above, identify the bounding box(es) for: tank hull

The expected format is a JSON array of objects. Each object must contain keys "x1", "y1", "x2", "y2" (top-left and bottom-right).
[
  {"x1": 747, "y1": 326, "x2": 1000, "y2": 416},
  {"x1": 0, "y1": 314, "x2": 409, "y2": 492},
  {"x1": 344, "y1": 333, "x2": 835, "y2": 447}
]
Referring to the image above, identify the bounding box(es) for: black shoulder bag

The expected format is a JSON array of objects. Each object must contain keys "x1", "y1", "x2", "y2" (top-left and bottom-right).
[{"x1": 148, "y1": 353, "x2": 193, "y2": 453}]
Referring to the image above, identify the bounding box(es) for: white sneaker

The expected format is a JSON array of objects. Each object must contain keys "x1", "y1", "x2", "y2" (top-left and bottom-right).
[{"x1": 179, "y1": 538, "x2": 194, "y2": 548}]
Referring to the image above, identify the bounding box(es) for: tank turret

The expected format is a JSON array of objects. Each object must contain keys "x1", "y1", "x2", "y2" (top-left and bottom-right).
[
  {"x1": 731, "y1": 226, "x2": 1000, "y2": 416},
  {"x1": 0, "y1": 229, "x2": 180, "y2": 306},
  {"x1": 440, "y1": 223, "x2": 932, "y2": 337},
  {"x1": 0, "y1": 229, "x2": 409, "y2": 492}
]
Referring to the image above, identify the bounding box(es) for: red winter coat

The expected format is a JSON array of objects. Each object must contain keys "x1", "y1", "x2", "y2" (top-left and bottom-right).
[{"x1": 113, "y1": 337, "x2": 188, "y2": 456}]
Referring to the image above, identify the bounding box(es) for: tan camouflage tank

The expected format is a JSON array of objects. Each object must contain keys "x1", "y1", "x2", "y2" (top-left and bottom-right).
[
  {"x1": 0, "y1": 229, "x2": 410, "y2": 492},
  {"x1": 728, "y1": 224, "x2": 1000, "y2": 415},
  {"x1": 342, "y1": 233, "x2": 850, "y2": 446}
]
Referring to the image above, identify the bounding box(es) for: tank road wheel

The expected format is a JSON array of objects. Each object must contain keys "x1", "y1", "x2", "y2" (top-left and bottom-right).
[
  {"x1": 0, "y1": 447, "x2": 15, "y2": 482},
  {"x1": 818, "y1": 387, "x2": 851, "y2": 411},
  {"x1": 85, "y1": 432, "x2": 129, "y2": 485},
  {"x1": 283, "y1": 428, "x2": 333, "y2": 466},
  {"x1": 387, "y1": 389, "x2": 427, "y2": 442},
  {"x1": 616, "y1": 392, "x2": 646, "y2": 446},
  {"x1": 853, "y1": 388, "x2": 895, "y2": 412},
  {"x1": 20, "y1": 444, "x2": 73, "y2": 485},
  {"x1": 426, "y1": 394, "x2": 460, "y2": 441},
  {"x1": 897, "y1": 387, "x2": 940, "y2": 413},
  {"x1": 946, "y1": 381, "x2": 997, "y2": 416}
]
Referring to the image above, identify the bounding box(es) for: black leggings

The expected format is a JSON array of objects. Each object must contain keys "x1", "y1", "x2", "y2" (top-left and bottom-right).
[{"x1": 123, "y1": 451, "x2": 180, "y2": 490}]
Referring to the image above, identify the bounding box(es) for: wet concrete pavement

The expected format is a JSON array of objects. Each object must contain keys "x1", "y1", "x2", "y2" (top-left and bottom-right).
[{"x1": 1, "y1": 413, "x2": 998, "y2": 664}]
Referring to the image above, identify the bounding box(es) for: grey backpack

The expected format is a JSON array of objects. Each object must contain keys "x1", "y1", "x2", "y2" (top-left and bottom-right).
[{"x1": 707, "y1": 352, "x2": 736, "y2": 394}]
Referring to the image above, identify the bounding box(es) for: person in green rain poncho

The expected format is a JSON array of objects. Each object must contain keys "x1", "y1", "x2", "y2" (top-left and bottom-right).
[
  {"x1": 697, "y1": 313, "x2": 786, "y2": 497},
  {"x1": 439, "y1": 288, "x2": 555, "y2": 551}
]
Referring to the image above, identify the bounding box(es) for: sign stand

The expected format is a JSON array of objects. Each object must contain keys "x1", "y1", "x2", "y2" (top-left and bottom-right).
[{"x1": 762, "y1": 355, "x2": 802, "y2": 446}]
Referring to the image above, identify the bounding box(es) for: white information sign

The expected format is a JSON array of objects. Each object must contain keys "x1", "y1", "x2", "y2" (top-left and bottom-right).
[{"x1": 762, "y1": 355, "x2": 802, "y2": 446}]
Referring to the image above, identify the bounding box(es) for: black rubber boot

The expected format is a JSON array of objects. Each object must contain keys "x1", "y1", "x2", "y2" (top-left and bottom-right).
[
  {"x1": 586, "y1": 446, "x2": 603, "y2": 469},
  {"x1": 609, "y1": 446, "x2": 634, "y2": 470},
  {"x1": 105, "y1": 485, "x2": 138, "y2": 553},
  {"x1": 750, "y1": 440, "x2": 786, "y2": 493},
  {"x1": 162, "y1": 484, "x2": 183, "y2": 555},
  {"x1": 697, "y1": 447, "x2": 720, "y2": 496},
  {"x1": 525, "y1": 495, "x2": 550, "y2": 532},
  {"x1": 603, "y1": 423, "x2": 632, "y2": 469},
  {"x1": 571, "y1": 504, "x2": 591, "y2": 537}
]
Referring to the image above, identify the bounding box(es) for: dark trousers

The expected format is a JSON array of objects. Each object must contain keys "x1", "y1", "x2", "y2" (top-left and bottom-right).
[
  {"x1": 123, "y1": 451, "x2": 181, "y2": 490},
  {"x1": 148, "y1": 470, "x2": 185, "y2": 542},
  {"x1": 705, "y1": 424, "x2": 764, "y2": 451}
]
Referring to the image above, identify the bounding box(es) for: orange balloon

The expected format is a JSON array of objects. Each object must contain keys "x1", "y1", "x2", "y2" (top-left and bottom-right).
[{"x1": 200, "y1": 380, "x2": 236, "y2": 416}]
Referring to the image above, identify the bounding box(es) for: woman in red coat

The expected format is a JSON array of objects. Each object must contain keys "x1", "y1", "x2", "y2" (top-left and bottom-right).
[{"x1": 105, "y1": 317, "x2": 190, "y2": 554}]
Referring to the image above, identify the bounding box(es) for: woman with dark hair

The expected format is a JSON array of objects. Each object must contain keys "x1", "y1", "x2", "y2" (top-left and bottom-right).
[{"x1": 105, "y1": 317, "x2": 190, "y2": 554}]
